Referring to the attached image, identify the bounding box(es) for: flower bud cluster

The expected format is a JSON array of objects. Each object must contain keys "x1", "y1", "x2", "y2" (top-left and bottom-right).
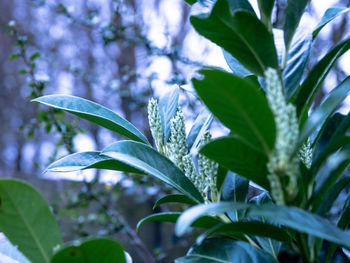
[
  {"x1": 147, "y1": 99, "x2": 163, "y2": 152},
  {"x1": 298, "y1": 138, "x2": 312, "y2": 169}
]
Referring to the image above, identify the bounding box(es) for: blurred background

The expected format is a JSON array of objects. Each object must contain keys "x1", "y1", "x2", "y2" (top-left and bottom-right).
[{"x1": 0, "y1": 0, "x2": 349, "y2": 262}]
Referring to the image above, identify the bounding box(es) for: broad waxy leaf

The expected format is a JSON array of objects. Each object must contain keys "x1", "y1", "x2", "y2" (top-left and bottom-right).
[
  {"x1": 283, "y1": 0, "x2": 310, "y2": 50},
  {"x1": 101, "y1": 140, "x2": 203, "y2": 203},
  {"x1": 223, "y1": 50, "x2": 251, "y2": 77},
  {"x1": 201, "y1": 136, "x2": 269, "y2": 189},
  {"x1": 158, "y1": 86, "x2": 179, "y2": 143},
  {"x1": 51, "y1": 238, "x2": 126, "y2": 263},
  {"x1": 297, "y1": 76, "x2": 350, "y2": 149},
  {"x1": 46, "y1": 151, "x2": 141, "y2": 173},
  {"x1": 136, "y1": 212, "x2": 221, "y2": 231},
  {"x1": 295, "y1": 38, "x2": 350, "y2": 118},
  {"x1": 193, "y1": 69, "x2": 276, "y2": 154},
  {"x1": 191, "y1": 0, "x2": 278, "y2": 76},
  {"x1": 0, "y1": 179, "x2": 62, "y2": 263},
  {"x1": 284, "y1": 32, "x2": 312, "y2": 99},
  {"x1": 153, "y1": 194, "x2": 197, "y2": 209},
  {"x1": 33, "y1": 95, "x2": 149, "y2": 144},
  {"x1": 175, "y1": 238, "x2": 279, "y2": 263},
  {"x1": 175, "y1": 202, "x2": 350, "y2": 249},
  {"x1": 313, "y1": 7, "x2": 349, "y2": 40}
]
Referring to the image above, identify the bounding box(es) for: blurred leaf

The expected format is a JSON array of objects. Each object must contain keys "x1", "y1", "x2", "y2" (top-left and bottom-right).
[
  {"x1": 297, "y1": 76, "x2": 350, "y2": 149},
  {"x1": 295, "y1": 38, "x2": 350, "y2": 119},
  {"x1": 193, "y1": 69, "x2": 276, "y2": 154},
  {"x1": 33, "y1": 95, "x2": 149, "y2": 144},
  {"x1": 51, "y1": 238, "x2": 126, "y2": 263},
  {"x1": 191, "y1": 0, "x2": 278, "y2": 75},
  {"x1": 284, "y1": 32, "x2": 312, "y2": 99},
  {"x1": 201, "y1": 136, "x2": 269, "y2": 189},
  {"x1": 9, "y1": 53, "x2": 21, "y2": 60},
  {"x1": 313, "y1": 7, "x2": 349, "y2": 40},
  {"x1": 136, "y1": 212, "x2": 221, "y2": 231},
  {"x1": 0, "y1": 179, "x2": 62, "y2": 263},
  {"x1": 283, "y1": 0, "x2": 310, "y2": 50},
  {"x1": 175, "y1": 202, "x2": 350, "y2": 249},
  {"x1": 101, "y1": 141, "x2": 203, "y2": 203},
  {"x1": 46, "y1": 151, "x2": 141, "y2": 173},
  {"x1": 175, "y1": 238, "x2": 279, "y2": 263},
  {"x1": 153, "y1": 194, "x2": 196, "y2": 209},
  {"x1": 222, "y1": 50, "x2": 251, "y2": 77},
  {"x1": 257, "y1": 0, "x2": 274, "y2": 28},
  {"x1": 30, "y1": 52, "x2": 40, "y2": 61},
  {"x1": 187, "y1": 110, "x2": 213, "y2": 154},
  {"x1": 158, "y1": 86, "x2": 179, "y2": 143}
]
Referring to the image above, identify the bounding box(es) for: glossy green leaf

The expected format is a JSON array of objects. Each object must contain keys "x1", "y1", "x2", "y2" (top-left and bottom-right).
[
  {"x1": 0, "y1": 179, "x2": 62, "y2": 263},
  {"x1": 51, "y1": 238, "x2": 126, "y2": 263},
  {"x1": 101, "y1": 140, "x2": 203, "y2": 203},
  {"x1": 284, "y1": 32, "x2": 312, "y2": 99},
  {"x1": 175, "y1": 238, "x2": 279, "y2": 263},
  {"x1": 283, "y1": 0, "x2": 310, "y2": 50},
  {"x1": 158, "y1": 86, "x2": 179, "y2": 143},
  {"x1": 153, "y1": 194, "x2": 197, "y2": 209},
  {"x1": 201, "y1": 136, "x2": 269, "y2": 189},
  {"x1": 297, "y1": 76, "x2": 350, "y2": 149},
  {"x1": 313, "y1": 7, "x2": 349, "y2": 39},
  {"x1": 136, "y1": 212, "x2": 221, "y2": 231},
  {"x1": 227, "y1": 0, "x2": 255, "y2": 14},
  {"x1": 185, "y1": 0, "x2": 197, "y2": 5},
  {"x1": 46, "y1": 151, "x2": 141, "y2": 173},
  {"x1": 295, "y1": 38, "x2": 350, "y2": 118},
  {"x1": 33, "y1": 95, "x2": 149, "y2": 144},
  {"x1": 191, "y1": 0, "x2": 278, "y2": 75},
  {"x1": 187, "y1": 110, "x2": 213, "y2": 154},
  {"x1": 175, "y1": 202, "x2": 350, "y2": 249},
  {"x1": 223, "y1": 50, "x2": 251, "y2": 77},
  {"x1": 193, "y1": 69, "x2": 276, "y2": 154},
  {"x1": 316, "y1": 176, "x2": 350, "y2": 216},
  {"x1": 257, "y1": 0, "x2": 274, "y2": 28}
]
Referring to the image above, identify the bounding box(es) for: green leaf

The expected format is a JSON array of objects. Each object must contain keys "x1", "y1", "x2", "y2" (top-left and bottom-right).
[
  {"x1": 153, "y1": 194, "x2": 197, "y2": 209},
  {"x1": 193, "y1": 69, "x2": 276, "y2": 154},
  {"x1": 201, "y1": 136, "x2": 269, "y2": 189},
  {"x1": 257, "y1": 0, "x2": 274, "y2": 28},
  {"x1": 191, "y1": 0, "x2": 278, "y2": 76},
  {"x1": 297, "y1": 76, "x2": 350, "y2": 149},
  {"x1": 295, "y1": 38, "x2": 350, "y2": 118},
  {"x1": 283, "y1": 0, "x2": 310, "y2": 50},
  {"x1": 175, "y1": 202, "x2": 350, "y2": 249},
  {"x1": 313, "y1": 7, "x2": 349, "y2": 40},
  {"x1": 101, "y1": 140, "x2": 203, "y2": 203},
  {"x1": 136, "y1": 212, "x2": 221, "y2": 231},
  {"x1": 158, "y1": 86, "x2": 179, "y2": 143},
  {"x1": 223, "y1": 50, "x2": 251, "y2": 77},
  {"x1": 284, "y1": 32, "x2": 312, "y2": 99},
  {"x1": 51, "y1": 238, "x2": 126, "y2": 263},
  {"x1": 227, "y1": 0, "x2": 256, "y2": 15},
  {"x1": 187, "y1": 110, "x2": 213, "y2": 154},
  {"x1": 46, "y1": 151, "x2": 141, "y2": 173},
  {"x1": 33, "y1": 95, "x2": 149, "y2": 144},
  {"x1": 175, "y1": 238, "x2": 279, "y2": 263},
  {"x1": 316, "y1": 176, "x2": 350, "y2": 216},
  {"x1": 185, "y1": 0, "x2": 197, "y2": 5},
  {"x1": 0, "y1": 179, "x2": 62, "y2": 263}
]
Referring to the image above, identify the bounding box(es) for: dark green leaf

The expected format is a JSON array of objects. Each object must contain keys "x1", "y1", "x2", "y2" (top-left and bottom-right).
[
  {"x1": 185, "y1": 0, "x2": 197, "y2": 5},
  {"x1": 227, "y1": 0, "x2": 256, "y2": 15},
  {"x1": 136, "y1": 212, "x2": 221, "y2": 231},
  {"x1": 153, "y1": 194, "x2": 197, "y2": 209},
  {"x1": 187, "y1": 110, "x2": 213, "y2": 154},
  {"x1": 193, "y1": 69, "x2": 276, "y2": 154},
  {"x1": 51, "y1": 238, "x2": 126, "y2": 263},
  {"x1": 175, "y1": 238, "x2": 279, "y2": 263},
  {"x1": 101, "y1": 141, "x2": 203, "y2": 203},
  {"x1": 295, "y1": 38, "x2": 350, "y2": 118},
  {"x1": 284, "y1": 32, "x2": 312, "y2": 99},
  {"x1": 313, "y1": 7, "x2": 349, "y2": 40},
  {"x1": 175, "y1": 202, "x2": 350, "y2": 249},
  {"x1": 191, "y1": 0, "x2": 278, "y2": 75},
  {"x1": 46, "y1": 151, "x2": 141, "y2": 173},
  {"x1": 283, "y1": 0, "x2": 310, "y2": 50},
  {"x1": 158, "y1": 86, "x2": 179, "y2": 143},
  {"x1": 201, "y1": 136, "x2": 269, "y2": 189},
  {"x1": 30, "y1": 52, "x2": 40, "y2": 61},
  {"x1": 0, "y1": 179, "x2": 62, "y2": 263},
  {"x1": 297, "y1": 76, "x2": 350, "y2": 149},
  {"x1": 33, "y1": 95, "x2": 149, "y2": 144},
  {"x1": 257, "y1": 0, "x2": 274, "y2": 28}
]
